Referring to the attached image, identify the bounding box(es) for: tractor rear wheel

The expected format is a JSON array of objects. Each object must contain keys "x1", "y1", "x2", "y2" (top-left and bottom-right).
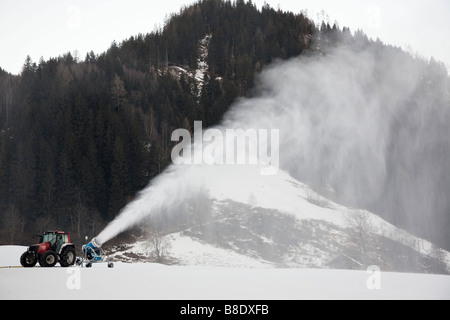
[
  {"x1": 60, "y1": 247, "x2": 76, "y2": 267},
  {"x1": 20, "y1": 252, "x2": 37, "y2": 268},
  {"x1": 39, "y1": 251, "x2": 58, "y2": 268}
]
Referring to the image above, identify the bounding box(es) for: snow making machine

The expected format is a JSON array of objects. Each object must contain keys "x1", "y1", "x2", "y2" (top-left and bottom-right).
[{"x1": 76, "y1": 237, "x2": 114, "y2": 268}]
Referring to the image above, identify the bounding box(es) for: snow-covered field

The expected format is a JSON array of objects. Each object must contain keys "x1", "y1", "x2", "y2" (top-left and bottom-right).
[{"x1": 1, "y1": 246, "x2": 449, "y2": 300}]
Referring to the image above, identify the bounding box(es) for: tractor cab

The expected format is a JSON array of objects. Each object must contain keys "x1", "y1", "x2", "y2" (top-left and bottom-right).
[
  {"x1": 43, "y1": 231, "x2": 69, "y2": 253},
  {"x1": 32, "y1": 231, "x2": 69, "y2": 253}
]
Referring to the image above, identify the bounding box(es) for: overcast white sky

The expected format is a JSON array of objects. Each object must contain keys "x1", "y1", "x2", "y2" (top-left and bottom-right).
[{"x1": 0, "y1": 0, "x2": 449, "y2": 75}]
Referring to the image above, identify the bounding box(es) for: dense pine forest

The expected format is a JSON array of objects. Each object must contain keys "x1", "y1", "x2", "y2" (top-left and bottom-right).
[{"x1": 0, "y1": 0, "x2": 449, "y2": 250}]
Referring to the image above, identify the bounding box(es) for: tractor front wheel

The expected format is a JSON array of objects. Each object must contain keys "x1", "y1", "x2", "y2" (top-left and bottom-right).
[
  {"x1": 20, "y1": 252, "x2": 37, "y2": 268},
  {"x1": 39, "y1": 251, "x2": 58, "y2": 268}
]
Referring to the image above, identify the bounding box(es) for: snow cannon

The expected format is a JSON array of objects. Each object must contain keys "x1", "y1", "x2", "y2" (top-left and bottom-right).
[
  {"x1": 76, "y1": 237, "x2": 114, "y2": 268},
  {"x1": 83, "y1": 238, "x2": 103, "y2": 261},
  {"x1": 85, "y1": 237, "x2": 102, "y2": 251}
]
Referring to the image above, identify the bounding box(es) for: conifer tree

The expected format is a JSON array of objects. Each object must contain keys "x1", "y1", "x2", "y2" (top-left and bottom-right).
[{"x1": 109, "y1": 136, "x2": 131, "y2": 217}]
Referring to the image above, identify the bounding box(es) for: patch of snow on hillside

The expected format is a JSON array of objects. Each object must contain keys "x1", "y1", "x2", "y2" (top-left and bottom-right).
[
  {"x1": 194, "y1": 34, "x2": 212, "y2": 95},
  {"x1": 159, "y1": 34, "x2": 212, "y2": 99},
  {"x1": 105, "y1": 163, "x2": 450, "y2": 272},
  {"x1": 166, "y1": 232, "x2": 273, "y2": 268},
  {"x1": 109, "y1": 232, "x2": 273, "y2": 268}
]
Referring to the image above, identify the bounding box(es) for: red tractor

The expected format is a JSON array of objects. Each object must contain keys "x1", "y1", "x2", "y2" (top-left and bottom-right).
[{"x1": 20, "y1": 231, "x2": 76, "y2": 268}]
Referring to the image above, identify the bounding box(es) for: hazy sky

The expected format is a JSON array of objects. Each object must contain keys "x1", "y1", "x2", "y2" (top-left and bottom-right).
[{"x1": 0, "y1": 0, "x2": 449, "y2": 75}]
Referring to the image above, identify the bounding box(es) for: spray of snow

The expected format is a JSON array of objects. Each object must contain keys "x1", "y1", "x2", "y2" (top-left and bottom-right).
[{"x1": 97, "y1": 43, "x2": 450, "y2": 248}]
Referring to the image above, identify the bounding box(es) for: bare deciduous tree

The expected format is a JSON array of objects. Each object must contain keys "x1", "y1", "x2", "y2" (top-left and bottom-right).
[
  {"x1": 141, "y1": 220, "x2": 171, "y2": 263},
  {"x1": 71, "y1": 203, "x2": 88, "y2": 238},
  {"x1": 345, "y1": 210, "x2": 378, "y2": 263},
  {"x1": 150, "y1": 233, "x2": 170, "y2": 263},
  {"x1": 34, "y1": 214, "x2": 53, "y2": 235},
  {"x1": 1, "y1": 205, "x2": 22, "y2": 244}
]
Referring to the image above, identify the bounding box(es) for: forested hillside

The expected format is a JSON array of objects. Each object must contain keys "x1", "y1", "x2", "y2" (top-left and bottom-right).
[{"x1": 0, "y1": 0, "x2": 314, "y2": 243}]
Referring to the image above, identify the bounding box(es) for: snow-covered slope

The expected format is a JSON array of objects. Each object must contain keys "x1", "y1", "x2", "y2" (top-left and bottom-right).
[
  {"x1": 109, "y1": 164, "x2": 450, "y2": 274},
  {"x1": 139, "y1": 36, "x2": 450, "y2": 274}
]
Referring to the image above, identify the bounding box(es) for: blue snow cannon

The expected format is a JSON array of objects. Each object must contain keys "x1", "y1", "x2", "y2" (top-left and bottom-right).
[
  {"x1": 83, "y1": 238, "x2": 103, "y2": 262},
  {"x1": 77, "y1": 237, "x2": 114, "y2": 268}
]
